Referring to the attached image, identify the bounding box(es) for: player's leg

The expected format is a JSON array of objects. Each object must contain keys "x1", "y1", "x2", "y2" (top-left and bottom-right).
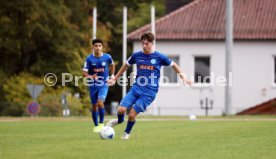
[
  {"x1": 97, "y1": 100, "x2": 104, "y2": 130},
  {"x1": 117, "y1": 106, "x2": 127, "y2": 124},
  {"x1": 106, "y1": 89, "x2": 138, "y2": 127},
  {"x1": 97, "y1": 85, "x2": 109, "y2": 130},
  {"x1": 122, "y1": 95, "x2": 156, "y2": 139},
  {"x1": 89, "y1": 86, "x2": 100, "y2": 132},
  {"x1": 106, "y1": 107, "x2": 128, "y2": 127},
  {"x1": 92, "y1": 103, "x2": 99, "y2": 126},
  {"x1": 121, "y1": 108, "x2": 138, "y2": 139}
]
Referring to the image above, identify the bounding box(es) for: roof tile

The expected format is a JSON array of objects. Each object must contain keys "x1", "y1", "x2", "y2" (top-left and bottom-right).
[{"x1": 128, "y1": 0, "x2": 276, "y2": 40}]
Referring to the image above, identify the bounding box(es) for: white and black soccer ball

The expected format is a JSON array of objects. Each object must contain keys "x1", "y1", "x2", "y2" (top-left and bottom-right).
[{"x1": 100, "y1": 126, "x2": 115, "y2": 139}]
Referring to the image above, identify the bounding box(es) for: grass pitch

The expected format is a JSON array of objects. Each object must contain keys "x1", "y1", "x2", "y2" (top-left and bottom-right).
[{"x1": 0, "y1": 116, "x2": 276, "y2": 159}]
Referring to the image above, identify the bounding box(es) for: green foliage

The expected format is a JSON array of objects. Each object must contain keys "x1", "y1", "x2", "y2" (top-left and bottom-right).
[
  {"x1": 38, "y1": 86, "x2": 91, "y2": 116},
  {"x1": 3, "y1": 73, "x2": 43, "y2": 115},
  {"x1": 66, "y1": 94, "x2": 86, "y2": 116},
  {"x1": 2, "y1": 73, "x2": 89, "y2": 116},
  {"x1": 128, "y1": 0, "x2": 165, "y2": 32},
  {"x1": 0, "y1": 69, "x2": 8, "y2": 102},
  {"x1": 0, "y1": 101, "x2": 23, "y2": 116},
  {"x1": 0, "y1": 0, "x2": 90, "y2": 76},
  {"x1": 0, "y1": 0, "x2": 166, "y2": 116},
  {"x1": 38, "y1": 86, "x2": 64, "y2": 116},
  {"x1": 39, "y1": 95, "x2": 62, "y2": 116}
]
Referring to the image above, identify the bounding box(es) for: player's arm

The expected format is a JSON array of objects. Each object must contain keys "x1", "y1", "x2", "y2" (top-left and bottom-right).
[
  {"x1": 82, "y1": 71, "x2": 90, "y2": 78},
  {"x1": 82, "y1": 60, "x2": 97, "y2": 79},
  {"x1": 82, "y1": 71, "x2": 98, "y2": 79},
  {"x1": 108, "y1": 63, "x2": 129, "y2": 85},
  {"x1": 171, "y1": 63, "x2": 192, "y2": 86},
  {"x1": 108, "y1": 53, "x2": 135, "y2": 85},
  {"x1": 108, "y1": 55, "x2": 115, "y2": 78},
  {"x1": 109, "y1": 63, "x2": 115, "y2": 78}
]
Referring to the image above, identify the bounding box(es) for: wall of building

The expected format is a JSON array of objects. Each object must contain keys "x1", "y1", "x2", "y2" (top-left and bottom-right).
[{"x1": 131, "y1": 40, "x2": 276, "y2": 116}]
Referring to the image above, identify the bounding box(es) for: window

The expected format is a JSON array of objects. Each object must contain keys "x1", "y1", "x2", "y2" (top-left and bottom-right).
[
  {"x1": 163, "y1": 56, "x2": 180, "y2": 84},
  {"x1": 194, "y1": 56, "x2": 210, "y2": 83}
]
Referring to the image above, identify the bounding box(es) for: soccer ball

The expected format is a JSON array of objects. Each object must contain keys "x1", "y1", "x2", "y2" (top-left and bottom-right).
[
  {"x1": 189, "y1": 114, "x2": 197, "y2": 121},
  {"x1": 100, "y1": 126, "x2": 115, "y2": 139}
]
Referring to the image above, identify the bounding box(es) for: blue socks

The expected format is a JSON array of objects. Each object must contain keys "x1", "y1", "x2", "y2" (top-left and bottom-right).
[
  {"x1": 99, "y1": 108, "x2": 105, "y2": 124},
  {"x1": 118, "y1": 113, "x2": 125, "y2": 123},
  {"x1": 125, "y1": 120, "x2": 136, "y2": 134},
  {"x1": 92, "y1": 108, "x2": 105, "y2": 126},
  {"x1": 92, "y1": 110, "x2": 98, "y2": 126}
]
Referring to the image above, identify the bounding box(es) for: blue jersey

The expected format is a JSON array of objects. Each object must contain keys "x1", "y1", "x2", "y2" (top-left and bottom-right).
[
  {"x1": 126, "y1": 51, "x2": 173, "y2": 96},
  {"x1": 83, "y1": 53, "x2": 113, "y2": 86}
]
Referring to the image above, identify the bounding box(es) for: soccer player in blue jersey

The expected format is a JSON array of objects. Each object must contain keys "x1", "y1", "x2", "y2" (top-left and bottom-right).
[
  {"x1": 83, "y1": 39, "x2": 115, "y2": 133},
  {"x1": 107, "y1": 32, "x2": 192, "y2": 139}
]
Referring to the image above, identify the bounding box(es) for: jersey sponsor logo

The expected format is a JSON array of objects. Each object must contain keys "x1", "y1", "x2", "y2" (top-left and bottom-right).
[
  {"x1": 93, "y1": 68, "x2": 105, "y2": 72},
  {"x1": 151, "y1": 59, "x2": 156, "y2": 64},
  {"x1": 92, "y1": 63, "x2": 97, "y2": 65},
  {"x1": 139, "y1": 65, "x2": 154, "y2": 70}
]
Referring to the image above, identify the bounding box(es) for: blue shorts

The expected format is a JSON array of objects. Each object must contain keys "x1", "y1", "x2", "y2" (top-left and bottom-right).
[
  {"x1": 89, "y1": 85, "x2": 109, "y2": 105},
  {"x1": 120, "y1": 88, "x2": 156, "y2": 114}
]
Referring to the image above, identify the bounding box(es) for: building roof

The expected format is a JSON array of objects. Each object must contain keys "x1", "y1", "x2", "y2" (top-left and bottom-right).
[
  {"x1": 128, "y1": 0, "x2": 276, "y2": 40},
  {"x1": 237, "y1": 97, "x2": 276, "y2": 115}
]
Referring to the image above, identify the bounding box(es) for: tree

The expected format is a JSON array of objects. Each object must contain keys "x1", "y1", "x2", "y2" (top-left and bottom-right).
[{"x1": 0, "y1": 0, "x2": 166, "y2": 116}]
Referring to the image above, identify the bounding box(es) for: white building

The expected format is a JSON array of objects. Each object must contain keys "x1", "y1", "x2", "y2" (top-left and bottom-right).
[{"x1": 127, "y1": 0, "x2": 276, "y2": 116}]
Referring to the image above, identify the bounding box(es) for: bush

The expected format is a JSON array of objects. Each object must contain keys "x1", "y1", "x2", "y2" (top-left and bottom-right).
[
  {"x1": 0, "y1": 101, "x2": 24, "y2": 116},
  {"x1": 66, "y1": 94, "x2": 82, "y2": 116},
  {"x1": 39, "y1": 94, "x2": 63, "y2": 116},
  {"x1": 3, "y1": 73, "x2": 42, "y2": 116},
  {"x1": 2, "y1": 72, "x2": 90, "y2": 116}
]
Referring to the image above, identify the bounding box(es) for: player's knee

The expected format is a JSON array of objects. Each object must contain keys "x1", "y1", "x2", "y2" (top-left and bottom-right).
[
  {"x1": 92, "y1": 104, "x2": 98, "y2": 111},
  {"x1": 128, "y1": 114, "x2": 135, "y2": 120},
  {"x1": 117, "y1": 106, "x2": 126, "y2": 114},
  {"x1": 128, "y1": 109, "x2": 137, "y2": 121},
  {"x1": 97, "y1": 100, "x2": 104, "y2": 108},
  {"x1": 128, "y1": 114, "x2": 136, "y2": 121}
]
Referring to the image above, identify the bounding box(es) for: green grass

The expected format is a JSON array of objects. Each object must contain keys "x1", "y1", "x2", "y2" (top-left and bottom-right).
[{"x1": 1, "y1": 117, "x2": 276, "y2": 159}]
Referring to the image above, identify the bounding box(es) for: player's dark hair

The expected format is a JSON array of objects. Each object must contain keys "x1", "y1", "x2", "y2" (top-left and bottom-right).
[
  {"x1": 140, "y1": 32, "x2": 155, "y2": 42},
  {"x1": 92, "y1": 38, "x2": 103, "y2": 45}
]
